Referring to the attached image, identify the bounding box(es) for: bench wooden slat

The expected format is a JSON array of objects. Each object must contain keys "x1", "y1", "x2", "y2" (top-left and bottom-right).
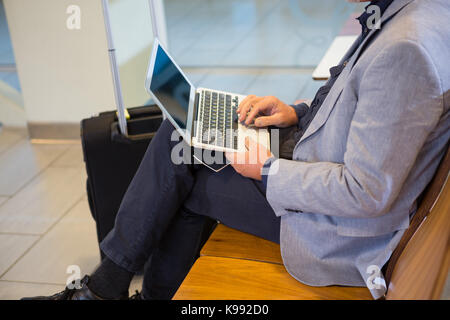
[
  {"x1": 200, "y1": 224, "x2": 283, "y2": 264},
  {"x1": 173, "y1": 256, "x2": 372, "y2": 300},
  {"x1": 385, "y1": 147, "x2": 450, "y2": 286},
  {"x1": 386, "y1": 173, "x2": 450, "y2": 300}
]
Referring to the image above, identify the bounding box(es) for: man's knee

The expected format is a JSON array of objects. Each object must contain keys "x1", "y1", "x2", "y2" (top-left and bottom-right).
[
  {"x1": 156, "y1": 119, "x2": 176, "y2": 142},
  {"x1": 146, "y1": 119, "x2": 181, "y2": 155}
]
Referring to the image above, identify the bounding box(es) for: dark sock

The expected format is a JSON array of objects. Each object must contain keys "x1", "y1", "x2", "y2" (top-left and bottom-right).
[{"x1": 88, "y1": 257, "x2": 134, "y2": 299}]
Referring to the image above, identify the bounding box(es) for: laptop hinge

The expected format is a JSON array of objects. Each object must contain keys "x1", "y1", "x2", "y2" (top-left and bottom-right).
[{"x1": 192, "y1": 92, "x2": 200, "y2": 139}]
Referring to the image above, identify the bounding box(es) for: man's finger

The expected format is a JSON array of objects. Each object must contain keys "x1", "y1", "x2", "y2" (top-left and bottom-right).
[
  {"x1": 254, "y1": 114, "x2": 280, "y2": 127},
  {"x1": 238, "y1": 96, "x2": 262, "y2": 122},
  {"x1": 244, "y1": 104, "x2": 262, "y2": 125},
  {"x1": 243, "y1": 100, "x2": 266, "y2": 125},
  {"x1": 237, "y1": 95, "x2": 255, "y2": 114},
  {"x1": 237, "y1": 95, "x2": 254, "y2": 117}
]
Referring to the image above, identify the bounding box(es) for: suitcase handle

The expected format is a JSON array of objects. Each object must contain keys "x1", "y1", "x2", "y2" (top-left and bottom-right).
[
  {"x1": 114, "y1": 105, "x2": 161, "y2": 120},
  {"x1": 111, "y1": 120, "x2": 157, "y2": 143}
]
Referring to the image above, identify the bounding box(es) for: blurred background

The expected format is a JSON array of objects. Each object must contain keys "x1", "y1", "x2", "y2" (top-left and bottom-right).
[
  {"x1": 1, "y1": 0, "x2": 446, "y2": 300},
  {"x1": 0, "y1": 0, "x2": 364, "y2": 134}
]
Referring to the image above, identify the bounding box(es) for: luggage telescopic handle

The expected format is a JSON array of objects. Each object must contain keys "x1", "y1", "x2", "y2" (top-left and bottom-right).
[{"x1": 101, "y1": 0, "x2": 128, "y2": 136}]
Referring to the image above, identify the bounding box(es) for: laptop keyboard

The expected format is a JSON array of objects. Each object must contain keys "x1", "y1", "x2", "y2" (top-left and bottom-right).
[{"x1": 198, "y1": 90, "x2": 239, "y2": 149}]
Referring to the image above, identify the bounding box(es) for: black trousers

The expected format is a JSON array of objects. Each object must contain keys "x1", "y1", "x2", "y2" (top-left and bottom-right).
[{"x1": 101, "y1": 119, "x2": 295, "y2": 299}]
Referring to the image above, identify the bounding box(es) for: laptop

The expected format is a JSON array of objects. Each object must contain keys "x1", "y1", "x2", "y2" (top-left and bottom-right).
[{"x1": 145, "y1": 38, "x2": 270, "y2": 154}]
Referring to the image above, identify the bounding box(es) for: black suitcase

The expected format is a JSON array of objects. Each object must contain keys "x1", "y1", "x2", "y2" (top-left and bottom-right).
[{"x1": 81, "y1": 105, "x2": 163, "y2": 259}]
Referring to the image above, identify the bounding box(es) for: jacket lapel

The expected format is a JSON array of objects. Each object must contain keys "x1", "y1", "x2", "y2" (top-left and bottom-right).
[{"x1": 297, "y1": 0, "x2": 415, "y2": 145}]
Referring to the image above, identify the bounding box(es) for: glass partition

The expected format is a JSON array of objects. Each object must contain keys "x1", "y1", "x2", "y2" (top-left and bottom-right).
[
  {"x1": 107, "y1": 0, "x2": 155, "y2": 108},
  {"x1": 0, "y1": 0, "x2": 22, "y2": 103}
]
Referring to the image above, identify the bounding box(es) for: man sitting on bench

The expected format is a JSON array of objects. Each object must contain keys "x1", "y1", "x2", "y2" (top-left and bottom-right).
[{"x1": 24, "y1": 0, "x2": 449, "y2": 300}]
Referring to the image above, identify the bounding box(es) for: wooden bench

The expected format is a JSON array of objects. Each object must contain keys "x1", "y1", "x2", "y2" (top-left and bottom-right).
[{"x1": 173, "y1": 147, "x2": 449, "y2": 300}]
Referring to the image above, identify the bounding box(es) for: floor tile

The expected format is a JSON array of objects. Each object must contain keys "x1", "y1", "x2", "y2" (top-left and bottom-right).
[
  {"x1": 0, "y1": 281, "x2": 64, "y2": 300},
  {"x1": 50, "y1": 143, "x2": 84, "y2": 168},
  {"x1": 2, "y1": 200, "x2": 100, "y2": 284},
  {"x1": 188, "y1": 68, "x2": 321, "y2": 105},
  {"x1": 298, "y1": 79, "x2": 325, "y2": 101},
  {"x1": 0, "y1": 140, "x2": 68, "y2": 196},
  {"x1": 171, "y1": 0, "x2": 282, "y2": 66},
  {"x1": 165, "y1": 0, "x2": 204, "y2": 28},
  {"x1": 0, "y1": 167, "x2": 87, "y2": 234},
  {"x1": 0, "y1": 196, "x2": 7, "y2": 207},
  {"x1": 245, "y1": 71, "x2": 313, "y2": 104},
  {"x1": 198, "y1": 71, "x2": 258, "y2": 94},
  {"x1": 170, "y1": 35, "x2": 199, "y2": 59},
  {"x1": 0, "y1": 234, "x2": 39, "y2": 277},
  {"x1": 0, "y1": 127, "x2": 27, "y2": 155},
  {"x1": 168, "y1": 0, "x2": 356, "y2": 68},
  {"x1": 184, "y1": 71, "x2": 208, "y2": 87},
  {"x1": 177, "y1": 49, "x2": 230, "y2": 67},
  {"x1": 221, "y1": 29, "x2": 294, "y2": 67}
]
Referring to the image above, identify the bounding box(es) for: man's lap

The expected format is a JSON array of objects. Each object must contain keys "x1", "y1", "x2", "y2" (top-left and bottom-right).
[
  {"x1": 184, "y1": 163, "x2": 280, "y2": 244},
  {"x1": 171, "y1": 120, "x2": 300, "y2": 245}
]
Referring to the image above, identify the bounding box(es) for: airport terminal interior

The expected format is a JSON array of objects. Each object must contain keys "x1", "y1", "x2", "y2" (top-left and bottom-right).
[{"x1": 0, "y1": 0, "x2": 448, "y2": 300}]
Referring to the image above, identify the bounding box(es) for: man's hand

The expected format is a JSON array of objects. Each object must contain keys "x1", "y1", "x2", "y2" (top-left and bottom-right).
[
  {"x1": 225, "y1": 137, "x2": 272, "y2": 181},
  {"x1": 238, "y1": 95, "x2": 299, "y2": 128}
]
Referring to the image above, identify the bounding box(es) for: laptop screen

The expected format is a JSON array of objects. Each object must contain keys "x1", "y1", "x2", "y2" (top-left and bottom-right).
[{"x1": 150, "y1": 44, "x2": 191, "y2": 130}]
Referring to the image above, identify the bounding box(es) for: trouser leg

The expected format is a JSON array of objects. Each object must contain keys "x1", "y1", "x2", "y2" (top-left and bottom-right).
[
  {"x1": 142, "y1": 164, "x2": 281, "y2": 299},
  {"x1": 100, "y1": 119, "x2": 197, "y2": 272},
  {"x1": 141, "y1": 207, "x2": 217, "y2": 299},
  {"x1": 101, "y1": 119, "x2": 295, "y2": 297}
]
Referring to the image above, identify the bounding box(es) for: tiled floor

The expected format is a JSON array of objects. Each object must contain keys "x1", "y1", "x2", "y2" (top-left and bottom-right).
[
  {"x1": 163, "y1": 0, "x2": 356, "y2": 105},
  {"x1": 186, "y1": 67, "x2": 323, "y2": 103},
  {"x1": 166, "y1": 0, "x2": 356, "y2": 68},
  {"x1": 0, "y1": 128, "x2": 143, "y2": 299},
  {"x1": 0, "y1": 130, "x2": 90, "y2": 299}
]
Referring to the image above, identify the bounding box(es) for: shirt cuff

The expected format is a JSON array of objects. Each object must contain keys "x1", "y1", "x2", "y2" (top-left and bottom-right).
[
  {"x1": 291, "y1": 103, "x2": 310, "y2": 128},
  {"x1": 261, "y1": 157, "x2": 277, "y2": 191}
]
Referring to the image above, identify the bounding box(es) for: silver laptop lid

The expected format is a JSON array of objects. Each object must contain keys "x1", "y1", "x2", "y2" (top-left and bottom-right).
[{"x1": 145, "y1": 38, "x2": 196, "y2": 144}]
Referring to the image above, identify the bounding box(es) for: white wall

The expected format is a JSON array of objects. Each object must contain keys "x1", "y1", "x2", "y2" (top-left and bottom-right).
[{"x1": 3, "y1": 0, "x2": 116, "y2": 125}]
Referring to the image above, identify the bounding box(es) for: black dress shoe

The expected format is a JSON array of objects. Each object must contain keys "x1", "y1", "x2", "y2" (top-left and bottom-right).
[
  {"x1": 21, "y1": 275, "x2": 128, "y2": 300},
  {"x1": 129, "y1": 290, "x2": 144, "y2": 300}
]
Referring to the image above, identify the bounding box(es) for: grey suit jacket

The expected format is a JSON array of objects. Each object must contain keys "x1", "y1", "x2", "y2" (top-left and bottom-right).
[{"x1": 265, "y1": 0, "x2": 450, "y2": 299}]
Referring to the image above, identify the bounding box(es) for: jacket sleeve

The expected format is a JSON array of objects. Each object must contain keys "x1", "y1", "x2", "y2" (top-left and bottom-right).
[{"x1": 266, "y1": 40, "x2": 444, "y2": 219}]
